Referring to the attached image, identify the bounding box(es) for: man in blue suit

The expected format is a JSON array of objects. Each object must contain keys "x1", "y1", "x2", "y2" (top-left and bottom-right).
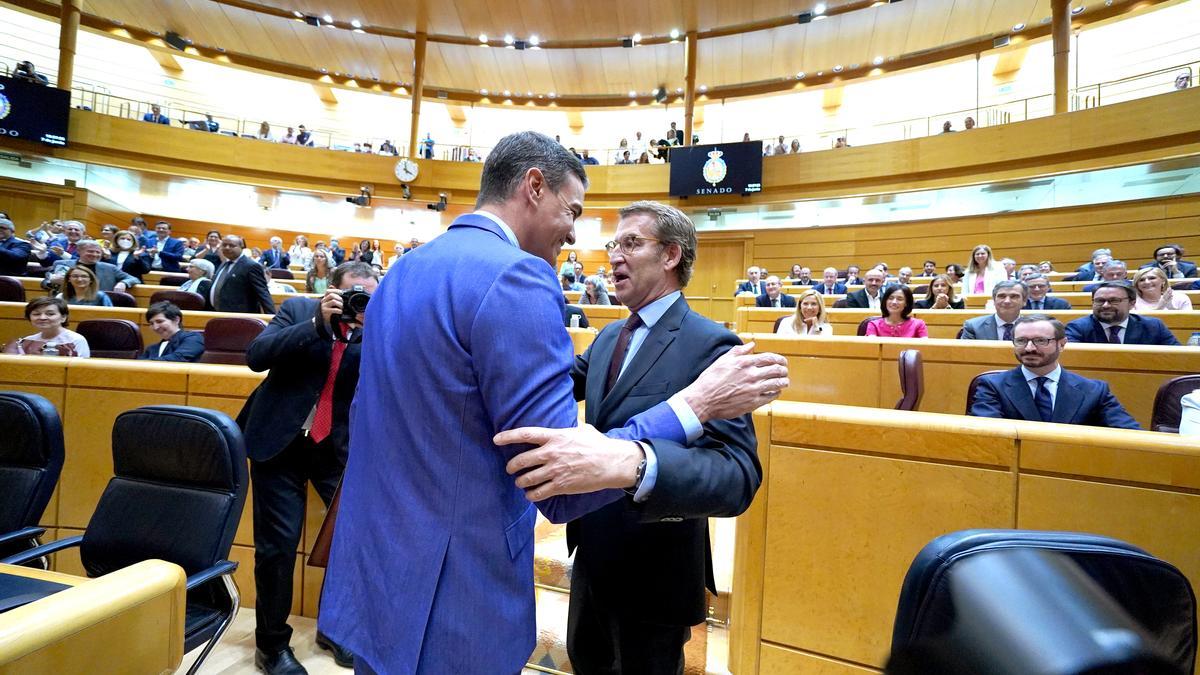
[
  {"x1": 142, "y1": 104, "x2": 170, "y2": 124},
  {"x1": 1140, "y1": 243, "x2": 1198, "y2": 279},
  {"x1": 319, "y1": 132, "x2": 786, "y2": 674},
  {"x1": 735, "y1": 266, "x2": 766, "y2": 295},
  {"x1": 970, "y1": 314, "x2": 1139, "y2": 429},
  {"x1": 1065, "y1": 282, "x2": 1180, "y2": 346},
  {"x1": 260, "y1": 236, "x2": 291, "y2": 269},
  {"x1": 1022, "y1": 274, "x2": 1071, "y2": 310},
  {"x1": 0, "y1": 218, "x2": 32, "y2": 276},
  {"x1": 755, "y1": 275, "x2": 797, "y2": 308},
  {"x1": 813, "y1": 266, "x2": 848, "y2": 295},
  {"x1": 144, "y1": 221, "x2": 186, "y2": 272}
]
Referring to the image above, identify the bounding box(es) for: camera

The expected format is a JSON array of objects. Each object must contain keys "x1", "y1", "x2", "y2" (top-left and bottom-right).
[{"x1": 341, "y1": 285, "x2": 370, "y2": 319}]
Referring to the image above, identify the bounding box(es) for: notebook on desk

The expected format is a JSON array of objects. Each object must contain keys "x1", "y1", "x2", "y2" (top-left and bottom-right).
[{"x1": 0, "y1": 572, "x2": 71, "y2": 613}]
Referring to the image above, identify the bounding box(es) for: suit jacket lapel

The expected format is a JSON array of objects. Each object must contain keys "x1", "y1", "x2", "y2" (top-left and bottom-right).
[
  {"x1": 1003, "y1": 369, "x2": 1043, "y2": 422},
  {"x1": 597, "y1": 296, "x2": 686, "y2": 421},
  {"x1": 1124, "y1": 316, "x2": 1141, "y2": 344},
  {"x1": 586, "y1": 327, "x2": 619, "y2": 423},
  {"x1": 1053, "y1": 372, "x2": 1085, "y2": 424}
]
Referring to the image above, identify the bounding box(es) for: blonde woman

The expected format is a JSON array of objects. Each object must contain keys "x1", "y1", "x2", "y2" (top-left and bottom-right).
[
  {"x1": 58, "y1": 265, "x2": 112, "y2": 306},
  {"x1": 962, "y1": 244, "x2": 1006, "y2": 296},
  {"x1": 306, "y1": 248, "x2": 334, "y2": 294},
  {"x1": 913, "y1": 274, "x2": 965, "y2": 309},
  {"x1": 776, "y1": 289, "x2": 833, "y2": 336},
  {"x1": 1133, "y1": 267, "x2": 1193, "y2": 311},
  {"x1": 289, "y1": 235, "x2": 313, "y2": 270}
]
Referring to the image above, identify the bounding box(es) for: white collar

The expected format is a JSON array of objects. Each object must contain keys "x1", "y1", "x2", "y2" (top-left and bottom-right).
[{"x1": 472, "y1": 210, "x2": 520, "y2": 248}]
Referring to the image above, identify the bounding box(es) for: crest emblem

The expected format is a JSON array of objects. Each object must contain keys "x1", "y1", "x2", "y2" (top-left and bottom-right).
[
  {"x1": 702, "y1": 149, "x2": 727, "y2": 186},
  {"x1": 0, "y1": 92, "x2": 10, "y2": 121}
]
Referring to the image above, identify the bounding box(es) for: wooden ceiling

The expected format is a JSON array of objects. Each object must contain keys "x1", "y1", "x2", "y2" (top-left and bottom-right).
[{"x1": 24, "y1": 0, "x2": 1159, "y2": 102}]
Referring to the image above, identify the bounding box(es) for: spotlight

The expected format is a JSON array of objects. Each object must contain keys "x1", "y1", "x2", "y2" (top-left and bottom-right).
[
  {"x1": 698, "y1": 84, "x2": 707, "y2": 92},
  {"x1": 632, "y1": 33, "x2": 642, "y2": 43},
  {"x1": 629, "y1": 90, "x2": 637, "y2": 98},
  {"x1": 1012, "y1": 22, "x2": 1025, "y2": 31},
  {"x1": 480, "y1": 89, "x2": 488, "y2": 95},
  {"x1": 323, "y1": 14, "x2": 333, "y2": 23},
  {"x1": 529, "y1": 34, "x2": 539, "y2": 46},
  {"x1": 796, "y1": 71, "x2": 806, "y2": 79},
  {"x1": 503, "y1": 90, "x2": 511, "y2": 96},
  {"x1": 346, "y1": 186, "x2": 372, "y2": 207},
  {"x1": 548, "y1": 92, "x2": 556, "y2": 98},
  {"x1": 350, "y1": 19, "x2": 362, "y2": 28},
  {"x1": 292, "y1": 10, "x2": 303, "y2": 18},
  {"x1": 504, "y1": 34, "x2": 514, "y2": 44},
  {"x1": 669, "y1": 28, "x2": 680, "y2": 39},
  {"x1": 479, "y1": 33, "x2": 488, "y2": 43},
  {"x1": 873, "y1": 55, "x2": 884, "y2": 65},
  {"x1": 833, "y1": 64, "x2": 843, "y2": 72},
  {"x1": 814, "y1": 3, "x2": 826, "y2": 14},
  {"x1": 1071, "y1": 5, "x2": 1084, "y2": 14}
]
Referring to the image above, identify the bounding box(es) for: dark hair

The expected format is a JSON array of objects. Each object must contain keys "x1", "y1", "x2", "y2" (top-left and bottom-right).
[
  {"x1": 331, "y1": 261, "x2": 379, "y2": 287},
  {"x1": 155, "y1": 221, "x2": 172, "y2": 231},
  {"x1": 1154, "y1": 243, "x2": 1183, "y2": 258},
  {"x1": 1092, "y1": 280, "x2": 1135, "y2": 301},
  {"x1": 206, "y1": 230, "x2": 221, "y2": 238},
  {"x1": 1014, "y1": 313, "x2": 1065, "y2": 339},
  {"x1": 945, "y1": 263, "x2": 965, "y2": 279},
  {"x1": 25, "y1": 297, "x2": 69, "y2": 326},
  {"x1": 475, "y1": 131, "x2": 588, "y2": 208},
  {"x1": 991, "y1": 279, "x2": 1028, "y2": 300},
  {"x1": 923, "y1": 259, "x2": 936, "y2": 266},
  {"x1": 880, "y1": 284, "x2": 914, "y2": 319},
  {"x1": 146, "y1": 301, "x2": 183, "y2": 324}
]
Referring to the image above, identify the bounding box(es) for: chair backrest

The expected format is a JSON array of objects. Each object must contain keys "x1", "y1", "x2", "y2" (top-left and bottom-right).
[
  {"x1": 0, "y1": 392, "x2": 64, "y2": 537},
  {"x1": 856, "y1": 317, "x2": 873, "y2": 336},
  {"x1": 955, "y1": 328, "x2": 965, "y2": 339},
  {"x1": 268, "y1": 268, "x2": 294, "y2": 280},
  {"x1": 773, "y1": 315, "x2": 788, "y2": 332},
  {"x1": 106, "y1": 291, "x2": 137, "y2": 307},
  {"x1": 890, "y1": 529, "x2": 1197, "y2": 674},
  {"x1": 197, "y1": 317, "x2": 266, "y2": 365},
  {"x1": 158, "y1": 274, "x2": 189, "y2": 287},
  {"x1": 964, "y1": 369, "x2": 1007, "y2": 414},
  {"x1": 912, "y1": 284, "x2": 929, "y2": 295},
  {"x1": 80, "y1": 406, "x2": 247, "y2": 579},
  {"x1": 832, "y1": 298, "x2": 849, "y2": 308},
  {"x1": 150, "y1": 289, "x2": 206, "y2": 311},
  {"x1": 895, "y1": 349, "x2": 923, "y2": 411},
  {"x1": 75, "y1": 319, "x2": 144, "y2": 359},
  {"x1": 1151, "y1": 374, "x2": 1200, "y2": 433},
  {"x1": 1171, "y1": 281, "x2": 1196, "y2": 291},
  {"x1": 0, "y1": 276, "x2": 25, "y2": 302}
]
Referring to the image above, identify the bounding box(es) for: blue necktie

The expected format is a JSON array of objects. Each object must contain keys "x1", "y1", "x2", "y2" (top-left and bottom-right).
[
  {"x1": 1034, "y1": 377, "x2": 1054, "y2": 422},
  {"x1": 1001, "y1": 323, "x2": 1014, "y2": 341},
  {"x1": 1107, "y1": 325, "x2": 1122, "y2": 344},
  {"x1": 1034, "y1": 300, "x2": 1043, "y2": 310}
]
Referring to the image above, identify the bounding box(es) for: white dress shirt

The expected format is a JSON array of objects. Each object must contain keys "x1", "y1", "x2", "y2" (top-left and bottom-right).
[
  {"x1": 1099, "y1": 318, "x2": 1130, "y2": 343},
  {"x1": 1021, "y1": 364, "x2": 1062, "y2": 410}
]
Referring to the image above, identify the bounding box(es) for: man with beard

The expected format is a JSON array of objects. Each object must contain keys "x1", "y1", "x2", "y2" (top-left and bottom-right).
[{"x1": 1065, "y1": 282, "x2": 1179, "y2": 345}]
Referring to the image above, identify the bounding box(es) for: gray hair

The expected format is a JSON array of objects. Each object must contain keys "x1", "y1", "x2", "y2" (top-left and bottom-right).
[
  {"x1": 75, "y1": 239, "x2": 102, "y2": 251},
  {"x1": 618, "y1": 200, "x2": 697, "y2": 287},
  {"x1": 585, "y1": 275, "x2": 610, "y2": 301},
  {"x1": 1091, "y1": 248, "x2": 1112, "y2": 261},
  {"x1": 476, "y1": 131, "x2": 587, "y2": 208},
  {"x1": 0, "y1": 218, "x2": 13, "y2": 230},
  {"x1": 189, "y1": 258, "x2": 215, "y2": 278},
  {"x1": 1107, "y1": 259, "x2": 1128, "y2": 271},
  {"x1": 1014, "y1": 314, "x2": 1065, "y2": 339},
  {"x1": 991, "y1": 279, "x2": 1028, "y2": 299}
]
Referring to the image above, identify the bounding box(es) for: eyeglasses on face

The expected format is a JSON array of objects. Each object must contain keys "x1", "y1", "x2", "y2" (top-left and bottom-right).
[
  {"x1": 1092, "y1": 297, "x2": 1129, "y2": 306},
  {"x1": 604, "y1": 236, "x2": 662, "y2": 254},
  {"x1": 1013, "y1": 337, "x2": 1056, "y2": 347}
]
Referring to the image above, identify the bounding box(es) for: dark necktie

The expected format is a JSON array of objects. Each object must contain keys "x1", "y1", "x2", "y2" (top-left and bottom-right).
[
  {"x1": 1107, "y1": 325, "x2": 1122, "y2": 344},
  {"x1": 1001, "y1": 323, "x2": 1013, "y2": 341},
  {"x1": 1033, "y1": 377, "x2": 1054, "y2": 422},
  {"x1": 1033, "y1": 300, "x2": 1043, "y2": 310},
  {"x1": 310, "y1": 340, "x2": 348, "y2": 443},
  {"x1": 210, "y1": 262, "x2": 230, "y2": 310},
  {"x1": 605, "y1": 313, "x2": 643, "y2": 396}
]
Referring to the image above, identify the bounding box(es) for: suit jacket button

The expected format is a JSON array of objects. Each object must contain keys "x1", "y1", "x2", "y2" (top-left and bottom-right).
[{"x1": 662, "y1": 516, "x2": 683, "y2": 522}]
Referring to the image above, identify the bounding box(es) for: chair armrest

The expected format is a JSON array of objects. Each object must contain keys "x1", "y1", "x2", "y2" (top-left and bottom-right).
[
  {"x1": 0, "y1": 526, "x2": 47, "y2": 547},
  {"x1": 185, "y1": 560, "x2": 238, "y2": 590},
  {"x1": 0, "y1": 535, "x2": 84, "y2": 566}
]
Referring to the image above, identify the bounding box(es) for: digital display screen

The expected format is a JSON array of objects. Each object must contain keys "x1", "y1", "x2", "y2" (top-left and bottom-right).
[
  {"x1": 0, "y1": 74, "x2": 70, "y2": 147},
  {"x1": 669, "y1": 141, "x2": 763, "y2": 197}
]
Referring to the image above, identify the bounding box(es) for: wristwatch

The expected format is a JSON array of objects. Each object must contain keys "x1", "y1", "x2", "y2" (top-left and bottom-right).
[{"x1": 624, "y1": 453, "x2": 648, "y2": 496}]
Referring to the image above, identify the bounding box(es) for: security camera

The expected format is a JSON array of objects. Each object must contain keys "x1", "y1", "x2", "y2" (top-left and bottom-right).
[
  {"x1": 427, "y1": 192, "x2": 448, "y2": 212},
  {"x1": 402, "y1": 184, "x2": 412, "y2": 200},
  {"x1": 346, "y1": 186, "x2": 372, "y2": 207}
]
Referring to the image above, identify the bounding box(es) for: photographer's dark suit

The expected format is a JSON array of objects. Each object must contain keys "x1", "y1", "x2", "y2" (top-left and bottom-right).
[
  {"x1": 237, "y1": 297, "x2": 360, "y2": 653},
  {"x1": 210, "y1": 255, "x2": 275, "y2": 314},
  {"x1": 567, "y1": 294, "x2": 760, "y2": 674}
]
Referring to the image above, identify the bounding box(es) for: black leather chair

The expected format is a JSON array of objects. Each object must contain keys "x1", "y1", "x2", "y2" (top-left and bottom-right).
[
  {"x1": 150, "y1": 289, "x2": 206, "y2": 311},
  {"x1": 856, "y1": 316, "x2": 873, "y2": 336},
  {"x1": 198, "y1": 317, "x2": 267, "y2": 365},
  {"x1": 106, "y1": 290, "x2": 138, "y2": 307},
  {"x1": 832, "y1": 298, "x2": 849, "y2": 308},
  {"x1": 158, "y1": 274, "x2": 189, "y2": 287},
  {"x1": 889, "y1": 529, "x2": 1196, "y2": 674},
  {"x1": 773, "y1": 315, "x2": 788, "y2": 332},
  {"x1": 964, "y1": 369, "x2": 1006, "y2": 414},
  {"x1": 1151, "y1": 374, "x2": 1200, "y2": 433},
  {"x1": 1, "y1": 405, "x2": 247, "y2": 675},
  {"x1": 0, "y1": 275, "x2": 25, "y2": 302},
  {"x1": 76, "y1": 319, "x2": 144, "y2": 359},
  {"x1": 0, "y1": 392, "x2": 64, "y2": 564},
  {"x1": 894, "y1": 349, "x2": 923, "y2": 411},
  {"x1": 268, "y1": 268, "x2": 294, "y2": 280}
]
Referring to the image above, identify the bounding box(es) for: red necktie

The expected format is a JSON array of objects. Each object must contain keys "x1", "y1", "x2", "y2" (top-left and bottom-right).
[
  {"x1": 605, "y1": 313, "x2": 643, "y2": 396},
  {"x1": 310, "y1": 340, "x2": 347, "y2": 443}
]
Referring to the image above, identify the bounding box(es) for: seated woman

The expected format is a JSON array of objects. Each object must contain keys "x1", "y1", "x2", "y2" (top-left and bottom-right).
[
  {"x1": 1039, "y1": 260, "x2": 1054, "y2": 274},
  {"x1": 58, "y1": 265, "x2": 112, "y2": 306},
  {"x1": 139, "y1": 301, "x2": 205, "y2": 362},
  {"x1": 865, "y1": 285, "x2": 928, "y2": 338},
  {"x1": 776, "y1": 289, "x2": 834, "y2": 336},
  {"x1": 913, "y1": 274, "x2": 965, "y2": 309},
  {"x1": 1132, "y1": 267, "x2": 1193, "y2": 311},
  {"x1": 307, "y1": 248, "x2": 334, "y2": 293},
  {"x1": 179, "y1": 257, "x2": 214, "y2": 297},
  {"x1": 579, "y1": 275, "x2": 611, "y2": 305},
  {"x1": 264, "y1": 266, "x2": 296, "y2": 295},
  {"x1": 109, "y1": 230, "x2": 153, "y2": 281},
  {"x1": 2, "y1": 297, "x2": 90, "y2": 357}
]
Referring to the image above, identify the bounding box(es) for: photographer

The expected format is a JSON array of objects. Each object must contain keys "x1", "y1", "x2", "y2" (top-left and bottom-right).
[{"x1": 236, "y1": 261, "x2": 377, "y2": 674}]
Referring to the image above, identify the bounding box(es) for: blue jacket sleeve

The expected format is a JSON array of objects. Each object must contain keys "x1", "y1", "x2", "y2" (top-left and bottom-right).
[
  {"x1": 472, "y1": 257, "x2": 684, "y2": 524},
  {"x1": 160, "y1": 332, "x2": 206, "y2": 362},
  {"x1": 159, "y1": 239, "x2": 185, "y2": 266},
  {"x1": 1096, "y1": 384, "x2": 1141, "y2": 430},
  {"x1": 1064, "y1": 319, "x2": 1087, "y2": 343},
  {"x1": 0, "y1": 240, "x2": 30, "y2": 266},
  {"x1": 968, "y1": 377, "x2": 1005, "y2": 418}
]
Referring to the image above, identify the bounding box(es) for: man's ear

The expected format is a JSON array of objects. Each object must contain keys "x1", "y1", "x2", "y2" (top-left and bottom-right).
[
  {"x1": 525, "y1": 167, "x2": 546, "y2": 203},
  {"x1": 662, "y1": 242, "x2": 682, "y2": 272}
]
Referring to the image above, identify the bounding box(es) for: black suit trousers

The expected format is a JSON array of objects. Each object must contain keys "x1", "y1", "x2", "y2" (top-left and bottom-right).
[
  {"x1": 567, "y1": 556, "x2": 690, "y2": 675},
  {"x1": 251, "y1": 430, "x2": 344, "y2": 652}
]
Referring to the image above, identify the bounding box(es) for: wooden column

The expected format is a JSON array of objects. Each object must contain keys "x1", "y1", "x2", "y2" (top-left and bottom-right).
[
  {"x1": 1051, "y1": 0, "x2": 1071, "y2": 114},
  {"x1": 408, "y1": 32, "x2": 428, "y2": 159},
  {"x1": 683, "y1": 31, "x2": 698, "y2": 146},
  {"x1": 56, "y1": 0, "x2": 82, "y2": 92}
]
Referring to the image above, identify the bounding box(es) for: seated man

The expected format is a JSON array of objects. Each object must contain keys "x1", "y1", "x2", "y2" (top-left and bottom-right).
[
  {"x1": 756, "y1": 276, "x2": 796, "y2": 308},
  {"x1": 959, "y1": 280, "x2": 1027, "y2": 341},
  {"x1": 897, "y1": 266, "x2": 914, "y2": 284},
  {"x1": 42, "y1": 240, "x2": 138, "y2": 293},
  {"x1": 142, "y1": 104, "x2": 170, "y2": 125},
  {"x1": 844, "y1": 265, "x2": 863, "y2": 286},
  {"x1": 845, "y1": 268, "x2": 886, "y2": 309},
  {"x1": 1140, "y1": 243, "x2": 1198, "y2": 279},
  {"x1": 814, "y1": 267, "x2": 847, "y2": 295},
  {"x1": 1017, "y1": 264, "x2": 1039, "y2": 281},
  {"x1": 33, "y1": 220, "x2": 85, "y2": 264},
  {"x1": 1065, "y1": 282, "x2": 1180, "y2": 345},
  {"x1": 139, "y1": 302, "x2": 204, "y2": 362},
  {"x1": 969, "y1": 314, "x2": 1139, "y2": 429},
  {"x1": 922, "y1": 260, "x2": 937, "y2": 277},
  {"x1": 735, "y1": 266, "x2": 765, "y2": 295},
  {"x1": 264, "y1": 266, "x2": 297, "y2": 295},
  {"x1": 0, "y1": 217, "x2": 32, "y2": 277},
  {"x1": 1069, "y1": 248, "x2": 1111, "y2": 282},
  {"x1": 1082, "y1": 260, "x2": 1128, "y2": 292},
  {"x1": 1023, "y1": 274, "x2": 1071, "y2": 310}
]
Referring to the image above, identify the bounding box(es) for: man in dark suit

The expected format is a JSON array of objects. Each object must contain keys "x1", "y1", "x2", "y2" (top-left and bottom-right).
[
  {"x1": 1023, "y1": 274, "x2": 1071, "y2": 310},
  {"x1": 42, "y1": 240, "x2": 139, "y2": 293},
  {"x1": 1068, "y1": 248, "x2": 1111, "y2": 281},
  {"x1": 508, "y1": 201, "x2": 765, "y2": 674},
  {"x1": 1065, "y1": 282, "x2": 1180, "y2": 346},
  {"x1": 845, "y1": 268, "x2": 886, "y2": 309},
  {"x1": 328, "y1": 238, "x2": 346, "y2": 265},
  {"x1": 1140, "y1": 243, "x2": 1198, "y2": 279},
  {"x1": 209, "y1": 235, "x2": 276, "y2": 314},
  {"x1": 970, "y1": 314, "x2": 1139, "y2": 429},
  {"x1": 959, "y1": 280, "x2": 1027, "y2": 341},
  {"x1": 144, "y1": 221, "x2": 186, "y2": 273},
  {"x1": 260, "y1": 236, "x2": 291, "y2": 269},
  {"x1": 1081, "y1": 260, "x2": 1128, "y2": 293},
  {"x1": 0, "y1": 218, "x2": 32, "y2": 276},
  {"x1": 238, "y1": 261, "x2": 378, "y2": 674},
  {"x1": 756, "y1": 276, "x2": 797, "y2": 308},
  {"x1": 813, "y1": 267, "x2": 848, "y2": 295},
  {"x1": 735, "y1": 266, "x2": 766, "y2": 295},
  {"x1": 138, "y1": 301, "x2": 204, "y2": 362}
]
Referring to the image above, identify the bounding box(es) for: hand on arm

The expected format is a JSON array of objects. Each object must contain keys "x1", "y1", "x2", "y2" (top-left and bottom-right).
[
  {"x1": 679, "y1": 341, "x2": 789, "y2": 423},
  {"x1": 497, "y1": 425, "x2": 644, "y2": 502}
]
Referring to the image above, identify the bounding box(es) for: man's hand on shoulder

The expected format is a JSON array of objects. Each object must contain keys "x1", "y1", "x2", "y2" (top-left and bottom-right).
[
  {"x1": 681, "y1": 342, "x2": 789, "y2": 423},
  {"x1": 497, "y1": 425, "x2": 644, "y2": 502}
]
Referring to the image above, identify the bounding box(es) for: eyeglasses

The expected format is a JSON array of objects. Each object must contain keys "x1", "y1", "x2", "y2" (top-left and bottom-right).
[
  {"x1": 1092, "y1": 297, "x2": 1129, "y2": 306},
  {"x1": 604, "y1": 236, "x2": 662, "y2": 254},
  {"x1": 1013, "y1": 337, "x2": 1056, "y2": 347}
]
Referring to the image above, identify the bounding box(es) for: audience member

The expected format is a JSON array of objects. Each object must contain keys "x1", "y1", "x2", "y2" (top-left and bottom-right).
[
  {"x1": 351, "y1": 240, "x2": 374, "y2": 265},
  {"x1": 963, "y1": 244, "x2": 1006, "y2": 295},
  {"x1": 421, "y1": 133, "x2": 435, "y2": 159},
  {"x1": 0, "y1": 218, "x2": 32, "y2": 276},
  {"x1": 1071, "y1": 248, "x2": 1112, "y2": 281},
  {"x1": 1082, "y1": 260, "x2": 1129, "y2": 292},
  {"x1": 579, "y1": 275, "x2": 611, "y2": 305},
  {"x1": 1182, "y1": 391, "x2": 1200, "y2": 435},
  {"x1": 58, "y1": 265, "x2": 112, "y2": 306},
  {"x1": 1065, "y1": 282, "x2": 1179, "y2": 345},
  {"x1": 913, "y1": 274, "x2": 964, "y2": 309},
  {"x1": 959, "y1": 280, "x2": 1027, "y2": 340},
  {"x1": 2, "y1": 298, "x2": 89, "y2": 357},
  {"x1": 380, "y1": 140, "x2": 397, "y2": 155},
  {"x1": 296, "y1": 125, "x2": 313, "y2": 147},
  {"x1": 306, "y1": 249, "x2": 334, "y2": 293},
  {"x1": 964, "y1": 116, "x2": 976, "y2": 130},
  {"x1": 265, "y1": 266, "x2": 296, "y2": 295},
  {"x1": 280, "y1": 127, "x2": 298, "y2": 144},
  {"x1": 945, "y1": 263, "x2": 965, "y2": 283},
  {"x1": 97, "y1": 224, "x2": 119, "y2": 253},
  {"x1": 789, "y1": 139, "x2": 801, "y2": 154},
  {"x1": 195, "y1": 230, "x2": 223, "y2": 265},
  {"x1": 139, "y1": 302, "x2": 205, "y2": 362},
  {"x1": 834, "y1": 137, "x2": 850, "y2": 148},
  {"x1": 1000, "y1": 258, "x2": 1017, "y2": 279},
  {"x1": 404, "y1": 238, "x2": 421, "y2": 254},
  {"x1": 179, "y1": 258, "x2": 214, "y2": 300},
  {"x1": 669, "y1": 122, "x2": 684, "y2": 145},
  {"x1": 845, "y1": 265, "x2": 863, "y2": 286},
  {"x1": 1039, "y1": 260, "x2": 1055, "y2": 273},
  {"x1": 13, "y1": 60, "x2": 49, "y2": 85},
  {"x1": 865, "y1": 285, "x2": 928, "y2": 338},
  {"x1": 183, "y1": 237, "x2": 200, "y2": 259},
  {"x1": 260, "y1": 237, "x2": 291, "y2": 269},
  {"x1": 922, "y1": 260, "x2": 937, "y2": 277},
  {"x1": 573, "y1": 261, "x2": 585, "y2": 282},
  {"x1": 288, "y1": 235, "x2": 313, "y2": 270},
  {"x1": 630, "y1": 131, "x2": 647, "y2": 160},
  {"x1": 736, "y1": 266, "x2": 766, "y2": 295},
  {"x1": 788, "y1": 266, "x2": 814, "y2": 285},
  {"x1": 1017, "y1": 264, "x2": 1039, "y2": 281},
  {"x1": 142, "y1": 104, "x2": 170, "y2": 124},
  {"x1": 814, "y1": 267, "x2": 848, "y2": 295},
  {"x1": 36, "y1": 220, "x2": 86, "y2": 264},
  {"x1": 942, "y1": 121, "x2": 954, "y2": 133},
  {"x1": 210, "y1": 235, "x2": 276, "y2": 314},
  {"x1": 756, "y1": 276, "x2": 796, "y2": 308},
  {"x1": 846, "y1": 268, "x2": 886, "y2": 309},
  {"x1": 616, "y1": 150, "x2": 634, "y2": 164},
  {"x1": 1133, "y1": 267, "x2": 1193, "y2": 311},
  {"x1": 636, "y1": 152, "x2": 651, "y2": 164},
  {"x1": 1141, "y1": 243, "x2": 1197, "y2": 278},
  {"x1": 257, "y1": 121, "x2": 276, "y2": 141},
  {"x1": 777, "y1": 289, "x2": 833, "y2": 337},
  {"x1": 146, "y1": 221, "x2": 186, "y2": 272},
  {"x1": 328, "y1": 238, "x2": 346, "y2": 265},
  {"x1": 43, "y1": 240, "x2": 138, "y2": 293},
  {"x1": 769, "y1": 136, "x2": 786, "y2": 156},
  {"x1": 1023, "y1": 274, "x2": 1071, "y2": 310},
  {"x1": 581, "y1": 150, "x2": 599, "y2": 165},
  {"x1": 559, "y1": 251, "x2": 579, "y2": 277},
  {"x1": 897, "y1": 266, "x2": 913, "y2": 284},
  {"x1": 386, "y1": 243, "x2": 403, "y2": 268},
  {"x1": 968, "y1": 315, "x2": 1139, "y2": 428}
]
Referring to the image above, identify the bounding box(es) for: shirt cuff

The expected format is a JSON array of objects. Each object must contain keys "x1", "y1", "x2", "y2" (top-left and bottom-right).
[
  {"x1": 666, "y1": 392, "x2": 704, "y2": 443},
  {"x1": 632, "y1": 441, "x2": 658, "y2": 503}
]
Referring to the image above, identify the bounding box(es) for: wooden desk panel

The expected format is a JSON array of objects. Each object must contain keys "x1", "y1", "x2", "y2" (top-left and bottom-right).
[{"x1": 578, "y1": 304, "x2": 630, "y2": 331}]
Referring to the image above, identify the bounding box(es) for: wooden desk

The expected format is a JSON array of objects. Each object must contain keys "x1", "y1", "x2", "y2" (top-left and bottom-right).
[{"x1": 0, "y1": 301, "x2": 275, "y2": 347}]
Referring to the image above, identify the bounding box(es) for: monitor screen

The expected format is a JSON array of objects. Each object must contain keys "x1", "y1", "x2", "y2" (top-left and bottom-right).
[
  {"x1": 0, "y1": 75, "x2": 70, "y2": 147},
  {"x1": 669, "y1": 141, "x2": 763, "y2": 197}
]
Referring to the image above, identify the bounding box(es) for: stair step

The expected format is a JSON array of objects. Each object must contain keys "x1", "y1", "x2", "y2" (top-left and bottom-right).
[{"x1": 533, "y1": 516, "x2": 572, "y2": 592}]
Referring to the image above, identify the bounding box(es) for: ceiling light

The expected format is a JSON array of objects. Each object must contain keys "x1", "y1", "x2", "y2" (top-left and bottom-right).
[
  {"x1": 872, "y1": 55, "x2": 884, "y2": 65},
  {"x1": 797, "y1": 71, "x2": 806, "y2": 79},
  {"x1": 1012, "y1": 22, "x2": 1025, "y2": 31},
  {"x1": 319, "y1": 67, "x2": 327, "y2": 73},
  {"x1": 480, "y1": 89, "x2": 488, "y2": 95},
  {"x1": 350, "y1": 19, "x2": 362, "y2": 28},
  {"x1": 676, "y1": 87, "x2": 684, "y2": 93},
  {"x1": 698, "y1": 84, "x2": 707, "y2": 92},
  {"x1": 833, "y1": 64, "x2": 843, "y2": 72},
  {"x1": 669, "y1": 28, "x2": 680, "y2": 39},
  {"x1": 323, "y1": 14, "x2": 333, "y2": 23},
  {"x1": 292, "y1": 10, "x2": 303, "y2": 18},
  {"x1": 548, "y1": 92, "x2": 556, "y2": 98},
  {"x1": 502, "y1": 90, "x2": 510, "y2": 97},
  {"x1": 629, "y1": 90, "x2": 637, "y2": 98},
  {"x1": 1071, "y1": 5, "x2": 1084, "y2": 13},
  {"x1": 814, "y1": 3, "x2": 826, "y2": 14},
  {"x1": 632, "y1": 33, "x2": 642, "y2": 43},
  {"x1": 526, "y1": 91, "x2": 532, "y2": 96},
  {"x1": 479, "y1": 33, "x2": 488, "y2": 43},
  {"x1": 850, "y1": 62, "x2": 860, "y2": 69},
  {"x1": 504, "y1": 34, "x2": 514, "y2": 44},
  {"x1": 529, "y1": 34, "x2": 539, "y2": 46}
]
